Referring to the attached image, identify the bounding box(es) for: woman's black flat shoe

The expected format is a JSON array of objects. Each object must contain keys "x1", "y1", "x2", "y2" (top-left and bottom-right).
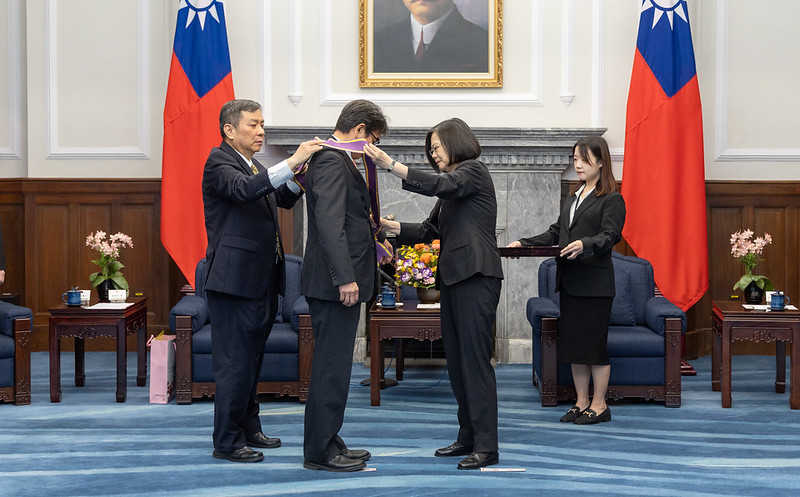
[
  {"x1": 573, "y1": 407, "x2": 611, "y2": 425},
  {"x1": 559, "y1": 405, "x2": 585, "y2": 423}
]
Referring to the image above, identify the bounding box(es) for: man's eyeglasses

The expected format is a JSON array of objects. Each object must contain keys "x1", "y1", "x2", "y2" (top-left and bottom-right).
[{"x1": 369, "y1": 132, "x2": 380, "y2": 146}]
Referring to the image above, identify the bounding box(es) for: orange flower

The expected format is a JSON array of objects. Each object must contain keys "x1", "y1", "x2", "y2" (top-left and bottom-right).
[
  {"x1": 420, "y1": 253, "x2": 432, "y2": 264},
  {"x1": 414, "y1": 243, "x2": 426, "y2": 251}
]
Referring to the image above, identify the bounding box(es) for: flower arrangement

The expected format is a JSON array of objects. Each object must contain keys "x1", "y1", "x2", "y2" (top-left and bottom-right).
[
  {"x1": 395, "y1": 240, "x2": 440, "y2": 289},
  {"x1": 730, "y1": 229, "x2": 773, "y2": 292},
  {"x1": 86, "y1": 230, "x2": 134, "y2": 291}
]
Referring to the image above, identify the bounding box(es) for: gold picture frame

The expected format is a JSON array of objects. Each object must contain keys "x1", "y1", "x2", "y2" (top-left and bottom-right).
[{"x1": 359, "y1": 0, "x2": 503, "y2": 88}]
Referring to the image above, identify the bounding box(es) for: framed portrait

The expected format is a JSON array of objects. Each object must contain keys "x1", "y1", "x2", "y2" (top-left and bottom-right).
[{"x1": 359, "y1": 0, "x2": 503, "y2": 88}]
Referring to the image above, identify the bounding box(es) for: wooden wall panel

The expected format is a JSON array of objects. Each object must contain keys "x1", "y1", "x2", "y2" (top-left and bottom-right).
[
  {"x1": 0, "y1": 185, "x2": 26, "y2": 302},
  {"x1": 2, "y1": 179, "x2": 299, "y2": 352},
  {"x1": 4, "y1": 179, "x2": 800, "y2": 358},
  {"x1": 34, "y1": 205, "x2": 72, "y2": 318},
  {"x1": 692, "y1": 183, "x2": 800, "y2": 357}
]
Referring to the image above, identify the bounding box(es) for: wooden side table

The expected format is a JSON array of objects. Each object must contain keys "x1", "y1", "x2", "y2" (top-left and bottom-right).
[
  {"x1": 49, "y1": 297, "x2": 147, "y2": 403},
  {"x1": 711, "y1": 300, "x2": 800, "y2": 409},
  {"x1": 368, "y1": 301, "x2": 441, "y2": 406}
]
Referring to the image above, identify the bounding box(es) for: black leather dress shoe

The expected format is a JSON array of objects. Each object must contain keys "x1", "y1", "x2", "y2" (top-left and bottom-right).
[
  {"x1": 245, "y1": 432, "x2": 282, "y2": 449},
  {"x1": 457, "y1": 451, "x2": 499, "y2": 470},
  {"x1": 212, "y1": 446, "x2": 264, "y2": 463},
  {"x1": 574, "y1": 406, "x2": 611, "y2": 425},
  {"x1": 559, "y1": 405, "x2": 587, "y2": 423},
  {"x1": 434, "y1": 442, "x2": 473, "y2": 457},
  {"x1": 303, "y1": 454, "x2": 367, "y2": 472},
  {"x1": 341, "y1": 448, "x2": 371, "y2": 462}
]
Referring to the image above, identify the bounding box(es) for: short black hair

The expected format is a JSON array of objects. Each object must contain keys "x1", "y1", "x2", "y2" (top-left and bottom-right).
[
  {"x1": 219, "y1": 99, "x2": 261, "y2": 139},
  {"x1": 425, "y1": 118, "x2": 481, "y2": 171},
  {"x1": 334, "y1": 99, "x2": 389, "y2": 136}
]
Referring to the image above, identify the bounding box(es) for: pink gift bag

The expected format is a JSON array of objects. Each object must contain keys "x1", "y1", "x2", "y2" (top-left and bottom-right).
[{"x1": 148, "y1": 332, "x2": 176, "y2": 404}]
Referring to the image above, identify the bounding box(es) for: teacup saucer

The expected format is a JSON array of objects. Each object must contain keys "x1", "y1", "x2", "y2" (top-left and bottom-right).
[{"x1": 376, "y1": 302, "x2": 403, "y2": 308}]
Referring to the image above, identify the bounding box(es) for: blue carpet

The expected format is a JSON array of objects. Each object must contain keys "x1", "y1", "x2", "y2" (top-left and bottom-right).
[{"x1": 1, "y1": 352, "x2": 799, "y2": 496}]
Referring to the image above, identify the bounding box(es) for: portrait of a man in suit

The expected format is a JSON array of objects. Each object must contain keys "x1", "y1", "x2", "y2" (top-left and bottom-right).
[{"x1": 372, "y1": 0, "x2": 490, "y2": 74}]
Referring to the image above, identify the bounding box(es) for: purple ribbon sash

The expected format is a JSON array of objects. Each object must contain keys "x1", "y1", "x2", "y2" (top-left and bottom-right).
[{"x1": 321, "y1": 138, "x2": 393, "y2": 260}]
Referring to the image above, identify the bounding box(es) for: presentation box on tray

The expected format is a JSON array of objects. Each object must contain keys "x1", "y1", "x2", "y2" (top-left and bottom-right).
[{"x1": 497, "y1": 246, "x2": 562, "y2": 258}]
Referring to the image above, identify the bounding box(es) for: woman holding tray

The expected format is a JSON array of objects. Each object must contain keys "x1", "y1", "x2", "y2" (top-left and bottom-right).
[{"x1": 507, "y1": 136, "x2": 625, "y2": 425}]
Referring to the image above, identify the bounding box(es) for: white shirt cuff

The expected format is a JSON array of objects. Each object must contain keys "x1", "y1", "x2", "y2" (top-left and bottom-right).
[{"x1": 267, "y1": 160, "x2": 293, "y2": 187}]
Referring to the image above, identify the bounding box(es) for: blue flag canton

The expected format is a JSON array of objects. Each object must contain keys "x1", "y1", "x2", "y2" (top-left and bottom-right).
[
  {"x1": 636, "y1": 1, "x2": 697, "y2": 98},
  {"x1": 173, "y1": 3, "x2": 232, "y2": 99}
]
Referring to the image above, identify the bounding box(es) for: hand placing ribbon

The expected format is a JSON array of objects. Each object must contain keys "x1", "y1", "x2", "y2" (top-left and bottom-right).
[
  {"x1": 319, "y1": 138, "x2": 394, "y2": 262},
  {"x1": 292, "y1": 161, "x2": 308, "y2": 192}
]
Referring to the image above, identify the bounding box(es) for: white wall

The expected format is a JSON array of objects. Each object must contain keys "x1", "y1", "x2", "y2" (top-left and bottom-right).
[{"x1": 1, "y1": 0, "x2": 797, "y2": 180}]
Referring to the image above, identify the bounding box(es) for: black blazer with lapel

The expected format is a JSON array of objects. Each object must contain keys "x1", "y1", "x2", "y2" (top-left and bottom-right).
[
  {"x1": 396, "y1": 160, "x2": 503, "y2": 286},
  {"x1": 301, "y1": 147, "x2": 378, "y2": 302},
  {"x1": 202, "y1": 141, "x2": 301, "y2": 299},
  {"x1": 520, "y1": 190, "x2": 625, "y2": 297}
]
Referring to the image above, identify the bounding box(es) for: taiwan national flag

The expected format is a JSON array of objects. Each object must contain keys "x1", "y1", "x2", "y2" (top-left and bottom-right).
[
  {"x1": 621, "y1": 0, "x2": 707, "y2": 311},
  {"x1": 161, "y1": 0, "x2": 234, "y2": 288}
]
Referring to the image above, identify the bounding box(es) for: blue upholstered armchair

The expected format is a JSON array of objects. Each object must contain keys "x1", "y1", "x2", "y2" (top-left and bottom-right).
[
  {"x1": 526, "y1": 252, "x2": 686, "y2": 407},
  {"x1": 0, "y1": 301, "x2": 32, "y2": 405},
  {"x1": 170, "y1": 254, "x2": 313, "y2": 404}
]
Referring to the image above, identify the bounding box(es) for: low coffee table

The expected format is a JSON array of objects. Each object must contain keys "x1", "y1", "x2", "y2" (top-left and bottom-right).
[
  {"x1": 711, "y1": 300, "x2": 800, "y2": 409},
  {"x1": 49, "y1": 297, "x2": 147, "y2": 403},
  {"x1": 368, "y1": 301, "x2": 441, "y2": 406}
]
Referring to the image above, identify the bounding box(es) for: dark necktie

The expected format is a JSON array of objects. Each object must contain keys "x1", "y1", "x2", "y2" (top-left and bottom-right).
[
  {"x1": 415, "y1": 28, "x2": 426, "y2": 61},
  {"x1": 250, "y1": 163, "x2": 283, "y2": 262}
]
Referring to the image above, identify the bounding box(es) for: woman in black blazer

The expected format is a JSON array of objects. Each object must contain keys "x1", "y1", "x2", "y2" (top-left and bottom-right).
[
  {"x1": 508, "y1": 136, "x2": 625, "y2": 425},
  {"x1": 365, "y1": 118, "x2": 503, "y2": 470}
]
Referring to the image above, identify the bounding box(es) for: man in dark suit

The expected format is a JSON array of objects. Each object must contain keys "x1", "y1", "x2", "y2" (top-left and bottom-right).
[
  {"x1": 302, "y1": 99, "x2": 389, "y2": 472},
  {"x1": 374, "y1": 0, "x2": 489, "y2": 73},
  {"x1": 202, "y1": 99, "x2": 322, "y2": 463}
]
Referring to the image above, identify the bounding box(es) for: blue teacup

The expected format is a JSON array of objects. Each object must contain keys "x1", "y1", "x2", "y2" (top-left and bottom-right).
[
  {"x1": 62, "y1": 287, "x2": 82, "y2": 306},
  {"x1": 376, "y1": 286, "x2": 396, "y2": 308},
  {"x1": 770, "y1": 291, "x2": 790, "y2": 311}
]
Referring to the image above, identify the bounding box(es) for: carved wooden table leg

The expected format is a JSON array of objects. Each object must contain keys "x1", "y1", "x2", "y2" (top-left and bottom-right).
[
  {"x1": 137, "y1": 316, "x2": 147, "y2": 387},
  {"x1": 776, "y1": 341, "x2": 786, "y2": 393},
  {"x1": 49, "y1": 319, "x2": 61, "y2": 403},
  {"x1": 721, "y1": 321, "x2": 732, "y2": 408},
  {"x1": 75, "y1": 337, "x2": 85, "y2": 387},
  {"x1": 116, "y1": 318, "x2": 127, "y2": 403},
  {"x1": 370, "y1": 319, "x2": 381, "y2": 406}
]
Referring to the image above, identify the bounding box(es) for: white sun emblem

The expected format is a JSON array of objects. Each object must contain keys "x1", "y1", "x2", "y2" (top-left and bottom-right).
[
  {"x1": 642, "y1": 0, "x2": 688, "y2": 30},
  {"x1": 179, "y1": 0, "x2": 224, "y2": 31}
]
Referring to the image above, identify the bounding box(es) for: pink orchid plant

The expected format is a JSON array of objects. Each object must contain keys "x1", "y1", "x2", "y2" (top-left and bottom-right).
[
  {"x1": 86, "y1": 231, "x2": 133, "y2": 291},
  {"x1": 730, "y1": 229, "x2": 773, "y2": 292}
]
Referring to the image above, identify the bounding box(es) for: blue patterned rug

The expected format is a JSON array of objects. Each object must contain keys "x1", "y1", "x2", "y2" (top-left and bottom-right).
[{"x1": 2, "y1": 352, "x2": 799, "y2": 496}]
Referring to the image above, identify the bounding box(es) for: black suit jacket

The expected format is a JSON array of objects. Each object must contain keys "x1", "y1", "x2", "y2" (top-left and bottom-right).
[
  {"x1": 374, "y1": 6, "x2": 489, "y2": 73},
  {"x1": 301, "y1": 147, "x2": 378, "y2": 302},
  {"x1": 520, "y1": 191, "x2": 626, "y2": 297},
  {"x1": 397, "y1": 160, "x2": 503, "y2": 286},
  {"x1": 202, "y1": 141, "x2": 301, "y2": 299}
]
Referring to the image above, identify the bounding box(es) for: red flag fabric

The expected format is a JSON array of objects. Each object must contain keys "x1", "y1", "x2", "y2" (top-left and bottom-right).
[
  {"x1": 621, "y1": 1, "x2": 708, "y2": 311},
  {"x1": 161, "y1": 0, "x2": 234, "y2": 288}
]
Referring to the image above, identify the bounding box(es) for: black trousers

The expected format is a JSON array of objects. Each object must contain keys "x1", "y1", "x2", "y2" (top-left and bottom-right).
[
  {"x1": 303, "y1": 297, "x2": 361, "y2": 463},
  {"x1": 440, "y1": 274, "x2": 502, "y2": 453},
  {"x1": 207, "y1": 288, "x2": 278, "y2": 453}
]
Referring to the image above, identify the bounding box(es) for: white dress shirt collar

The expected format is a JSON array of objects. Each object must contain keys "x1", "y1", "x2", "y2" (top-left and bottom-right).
[
  {"x1": 409, "y1": 5, "x2": 455, "y2": 51},
  {"x1": 569, "y1": 184, "x2": 596, "y2": 225}
]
